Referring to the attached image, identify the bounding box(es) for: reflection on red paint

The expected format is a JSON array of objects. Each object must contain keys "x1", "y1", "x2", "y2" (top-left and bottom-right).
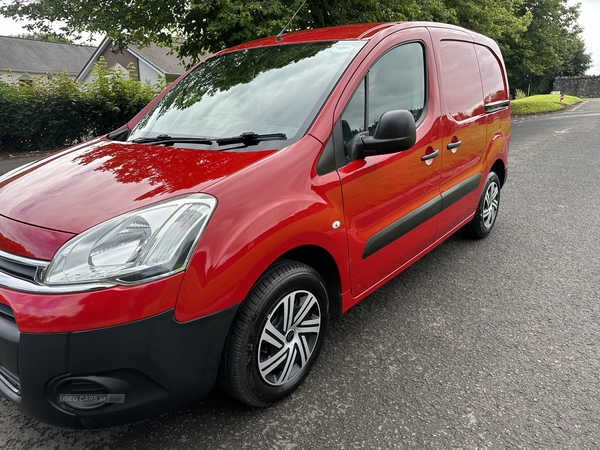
[{"x1": 0, "y1": 141, "x2": 275, "y2": 234}]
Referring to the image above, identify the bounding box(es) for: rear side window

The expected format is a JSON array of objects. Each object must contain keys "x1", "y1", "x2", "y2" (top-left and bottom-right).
[
  {"x1": 438, "y1": 40, "x2": 484, "y2": 121},
  {"x1": 475, "y1": 45, "x2": 508, "y2": 104}
]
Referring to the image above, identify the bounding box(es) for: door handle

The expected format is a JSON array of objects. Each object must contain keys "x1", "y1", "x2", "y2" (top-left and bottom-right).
[
  {"x1": 421, "y1": 149, "x2": 439, "y2": 162},
  {"x1": 447, "y1": 140, "x2": 462, "y2": 150}
]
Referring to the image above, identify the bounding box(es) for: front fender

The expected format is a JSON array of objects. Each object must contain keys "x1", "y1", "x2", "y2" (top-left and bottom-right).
[{"x1": 174, "y1": 139, "x2": 349, "y2": 322}]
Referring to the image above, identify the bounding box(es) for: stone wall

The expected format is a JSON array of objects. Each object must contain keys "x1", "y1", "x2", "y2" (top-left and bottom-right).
[{"x1": 553, "y1": 76, "x2": 600, "y2": 98}]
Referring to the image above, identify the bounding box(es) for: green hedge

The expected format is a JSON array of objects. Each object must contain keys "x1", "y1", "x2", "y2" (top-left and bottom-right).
[{"x1": 0, "y1": 58, "x2": 163, "y2": 153}]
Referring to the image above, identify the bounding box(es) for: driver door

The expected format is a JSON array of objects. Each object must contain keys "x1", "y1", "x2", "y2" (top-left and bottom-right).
[{"x1": 335, "y1": 31, "x2": 443, "y2": 301}]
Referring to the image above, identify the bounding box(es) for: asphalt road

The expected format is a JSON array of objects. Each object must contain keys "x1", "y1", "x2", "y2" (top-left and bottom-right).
[
  {"x1": 1, "y1": 100, "x2": 600, "y2": 449},
  {"x1": 0, "y1": 154, "x2": 44, "y2": 176}
]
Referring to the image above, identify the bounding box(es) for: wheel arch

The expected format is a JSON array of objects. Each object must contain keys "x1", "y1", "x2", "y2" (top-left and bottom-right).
[
  {"x1": 279, "y1": 245, "x2": 343, "y2": 320},
  {"x1": 491, "y1": 158, "x2": 506, "y2": 187}
]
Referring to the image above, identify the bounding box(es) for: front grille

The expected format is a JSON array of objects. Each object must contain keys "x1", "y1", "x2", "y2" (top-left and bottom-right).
[
  {"x1": 0, "y1": 250, "x2": 109, "y2": 295},
  {"x1": 0, "y1": 253, "x2": 39, "y2": 282},
  {"x1": 0, "y1": 303, "x2": 15, "y2": 324}
]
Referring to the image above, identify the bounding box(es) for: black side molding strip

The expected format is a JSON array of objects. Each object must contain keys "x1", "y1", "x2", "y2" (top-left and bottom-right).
[
  {"x1": 484, "y1": 100, "x2": 510, "y2": 114},
  {"x1": 362, "y1": 173, "x2": 482, "y2": 259},
  {"x1": 362, "y1": 196, "x2": 442, "y2": 259},
  {"x1": 441, "y1": 173, "x2": 481, "y2": 210}
]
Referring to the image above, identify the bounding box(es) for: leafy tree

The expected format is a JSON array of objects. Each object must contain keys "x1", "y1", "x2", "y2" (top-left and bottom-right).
[
  {"x1": 0, "y1": 0, "x2": 590, "y2": 94},
  {"x1": 440, "y1": 0, "x2": 532, "y2": 45},
  {"x1": 0, "y1": 0, "x2": 528, "y2": 63},
  {"x1": 503, "y1": 0, "x2": 590, "y2": 94}
]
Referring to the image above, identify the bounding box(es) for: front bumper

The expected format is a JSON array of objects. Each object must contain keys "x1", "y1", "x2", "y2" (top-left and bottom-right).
[{"x1": 0, "y1": 305, "x2": 238, "y2": 429}]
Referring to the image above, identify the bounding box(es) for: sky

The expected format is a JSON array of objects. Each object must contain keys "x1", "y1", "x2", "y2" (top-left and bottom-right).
[
  {"x1": 570, "y1": 0, "x2": 600, "y2": 75},
  {"x1": 0, "y1": 1, "x2": 599, "y2": 74},
  {"x1": 0, "y1": 15, "x2": 101, "y2": 45}
]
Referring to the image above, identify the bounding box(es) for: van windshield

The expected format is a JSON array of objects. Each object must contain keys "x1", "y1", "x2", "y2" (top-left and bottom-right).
[{"x1": 128, "y1": 41, "x2": 365, "y2": 149}]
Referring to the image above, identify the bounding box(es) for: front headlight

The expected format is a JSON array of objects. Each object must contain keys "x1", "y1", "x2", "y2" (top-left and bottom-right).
[{"x1": 43, "y1": 194, "x2": 217, "y2": 286}]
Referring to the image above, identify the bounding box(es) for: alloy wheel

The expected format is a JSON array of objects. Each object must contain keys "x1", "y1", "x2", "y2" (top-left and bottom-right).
[
  {"x1": 258, "y1": 290, "x2": 321, "y2": 386},
  {"x1": 482, "y1": 181, "x2": 499, "y2": 229}
]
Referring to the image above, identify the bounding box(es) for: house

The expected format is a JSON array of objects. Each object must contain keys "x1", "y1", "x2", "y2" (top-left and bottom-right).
[
  {"x1": 77, "y1": 37, "x2": 189, "y2": 86},
  {"x1": 0, "y1": 35, "x2": 96, "y2": 83}
]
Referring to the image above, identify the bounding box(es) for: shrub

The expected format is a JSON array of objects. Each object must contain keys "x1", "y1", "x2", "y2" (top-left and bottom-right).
[
  {"x1": 0, "y1": 59, "x2": 164, "y2": 153},
  {"x1": 86, "y1": 58, "x2": 164, "y2": 137},
  {"x1": 0, "y1": 80, "x2": 16, "y2": 148},
  {"x1": 514, "y1": 89, "x2": 527, "y2": 100},
  {"x1": 16, "y1": 73, "x2": 88, "y2": 150}
]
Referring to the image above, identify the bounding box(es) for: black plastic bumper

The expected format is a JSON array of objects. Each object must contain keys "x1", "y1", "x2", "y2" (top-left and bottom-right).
[{"x1": 0, "y1": 305, "x2": 238, "y2": 429}]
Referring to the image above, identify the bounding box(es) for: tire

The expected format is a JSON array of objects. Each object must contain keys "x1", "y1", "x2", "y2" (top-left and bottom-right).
[
  {"x1": 462, "y1": 171, "x2": 501, "y2": 239},
  {"x1": 219, "y1": 260, "x2": 329, "y2": 407}
]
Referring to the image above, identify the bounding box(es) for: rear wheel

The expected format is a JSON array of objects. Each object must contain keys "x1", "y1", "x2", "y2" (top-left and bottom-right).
[
  {"x1": 219, "y1": 260, "x2": 329, "y2": 406},
  {"x1": 462, "y1": 171, "x2": 501, "y2": 239}
]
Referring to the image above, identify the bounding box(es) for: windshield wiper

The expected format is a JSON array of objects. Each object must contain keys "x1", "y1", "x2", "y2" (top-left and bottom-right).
[
  {"x1": 131, "y1": 134, "x2": 213, "y2": 145},
  {"x1": 131, "y1": 132, "x2": 287, "y2": 147},
  {"x1": 216, "y1": 132, "x2": 287, "y2": 146}
]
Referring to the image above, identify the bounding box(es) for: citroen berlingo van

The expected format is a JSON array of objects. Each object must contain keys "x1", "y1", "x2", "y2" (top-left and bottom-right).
[{"x1": 0, "y1": 21, "x2": 509, "y2": 428}]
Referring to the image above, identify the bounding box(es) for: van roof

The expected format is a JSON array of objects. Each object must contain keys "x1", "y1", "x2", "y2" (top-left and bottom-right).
[
  {"x1": 224, "y1": 22, "x2": 493, "y2": 53},
  {"x1": 227, "y1": 23, "x2": 400, "y2": 51}
]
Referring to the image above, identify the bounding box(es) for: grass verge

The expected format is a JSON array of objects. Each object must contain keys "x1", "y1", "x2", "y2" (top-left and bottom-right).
[{"x1": 511, "y1": 94, "x2": 582, "y2": 115}]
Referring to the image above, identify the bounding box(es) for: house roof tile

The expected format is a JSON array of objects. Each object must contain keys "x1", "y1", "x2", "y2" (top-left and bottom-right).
[
  {"x1": 0, "y1": 35, "x2": 96, "y2": 76},
  {"x1": 128, "y1": 43, "x2": 190, "y2": 75}
]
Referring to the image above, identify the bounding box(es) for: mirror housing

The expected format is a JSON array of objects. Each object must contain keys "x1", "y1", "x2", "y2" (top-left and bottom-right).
[{"x1": 348, "y1": 110, "x2": 417, "y2": 160}]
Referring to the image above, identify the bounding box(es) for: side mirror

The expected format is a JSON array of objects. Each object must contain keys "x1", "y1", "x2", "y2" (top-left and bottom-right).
[{"x1": 348, "y1": 110, "x2": 417, "y2": 160}]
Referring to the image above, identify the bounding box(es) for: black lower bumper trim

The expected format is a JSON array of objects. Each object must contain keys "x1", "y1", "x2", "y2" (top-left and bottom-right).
[{"x1": 2, "y1": 305, "x2": 239, "y2": 429}]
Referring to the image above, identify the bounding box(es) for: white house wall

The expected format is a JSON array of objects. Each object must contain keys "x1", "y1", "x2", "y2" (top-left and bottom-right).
[
  {"x1": 80, "y1": 58, "x2": 161, "y2": 85},
  {"x1": 138, "y1": 58, "x2": 163, "y2": 86},
  {"x1": 81, "y1": 70, "x2": 94, "y2": 84}
]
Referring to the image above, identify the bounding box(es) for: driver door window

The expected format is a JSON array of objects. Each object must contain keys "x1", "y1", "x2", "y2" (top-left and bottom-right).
[{"x1": 341, "y1": 42, "x2": 426, "y2": 152}]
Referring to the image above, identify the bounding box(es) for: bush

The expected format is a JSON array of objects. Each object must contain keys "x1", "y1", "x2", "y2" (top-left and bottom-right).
[
  {"x1": 514, "y1": 89, "x2": 527, "y2": 100},
  {"x1": 15, "y1": 73, "x2": 88, "y2": 150},
  {"x1": 0, "y1": 81, "x2": 16, "y2": 148},
  {"x1": 86, "y1": 58, "x2": 164, "y2": 136},
  {"x1": 0, "y1": 59, "x2": 163, "y2": 153}
]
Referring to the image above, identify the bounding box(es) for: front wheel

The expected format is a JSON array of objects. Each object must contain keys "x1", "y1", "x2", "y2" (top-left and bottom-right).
[
  {"x1": 462, "y1": 171, "x2": 501, "y2": 239},
  {"x1": 219, "y1": 260, "x2": 329, "y2": 407}
]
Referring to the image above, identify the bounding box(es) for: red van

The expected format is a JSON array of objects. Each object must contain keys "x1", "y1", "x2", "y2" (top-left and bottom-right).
[{"x1": 0, "y1": 22, "x2": 509, "y2": 428}]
